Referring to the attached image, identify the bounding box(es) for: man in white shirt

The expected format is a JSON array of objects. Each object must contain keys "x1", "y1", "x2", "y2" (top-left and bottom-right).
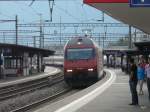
[{"x1": 145, "y1": 58, "x2": 150, "y2": 101}]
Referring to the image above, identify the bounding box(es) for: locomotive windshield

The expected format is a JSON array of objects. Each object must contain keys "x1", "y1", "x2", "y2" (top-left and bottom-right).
[{"x1": 67, "y1": 48, "x2": 95, "y2": 60}]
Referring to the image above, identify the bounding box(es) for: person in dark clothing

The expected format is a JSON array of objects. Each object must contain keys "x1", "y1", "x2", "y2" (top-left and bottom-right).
[{"x1": 129, "y1": 58, "x2": 139, "y2": 105}]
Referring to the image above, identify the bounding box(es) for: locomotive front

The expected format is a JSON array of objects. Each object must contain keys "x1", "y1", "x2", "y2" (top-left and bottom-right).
[{"x1": 64, "y1": 37, "x2": 101, "y2": 86}]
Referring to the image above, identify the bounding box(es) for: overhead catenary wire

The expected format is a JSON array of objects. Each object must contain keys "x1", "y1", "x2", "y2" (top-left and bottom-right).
[
  {"x1": 13, "y1": 1, "x2": 41, "y2": 18},
  {"x1": 54, "y1": 5, "x2": 82, "y2": 23},
  {"x1": 74, "y1": 0, "x2": 86, "y2": 23},
  {"x1": 28, "y1": 0, "x2": 55, "y2": 22},
  {"x1": 48, "y1": 0, "x2": 55, "y2": 22},
  {"x1": 0, "y1": 2, "x2": 15, "y2": 20},
  {"x1": 0, "y1": 12, "x2": 14, "y2": 20},
  {"x1": 29, "y1": 0, "x2": 35, "y2": 6}
]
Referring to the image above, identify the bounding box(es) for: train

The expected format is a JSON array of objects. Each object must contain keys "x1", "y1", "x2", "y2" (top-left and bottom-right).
[{"x1": 63, "y1": 37, "x2": 103, "y2": 87}]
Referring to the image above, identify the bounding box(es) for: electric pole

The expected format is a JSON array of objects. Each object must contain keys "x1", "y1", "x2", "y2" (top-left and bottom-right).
[
  {"x1": 39, "y1": 14, "x2": 43, "y2": 48},
  {"x1": 129, "y1": 25, "x2": 132, "y2": 49},
  {"x1": 15, "y1": 15, "x2": 18, "y2": 45},
  {"x1": 60, "y1": 16, "x2": 62, "y2": 45}
]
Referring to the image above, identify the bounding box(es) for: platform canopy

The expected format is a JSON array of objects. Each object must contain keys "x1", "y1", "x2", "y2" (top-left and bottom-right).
[
  {"x1": 84, "y1": 0, "x2": 150, "y2": 34},
  {"x1": 0, "y1": 43, "x2": 55, "y2": 57},
  {"x1": 134, "y1": 41, "x2": 150, "y2": 50}
]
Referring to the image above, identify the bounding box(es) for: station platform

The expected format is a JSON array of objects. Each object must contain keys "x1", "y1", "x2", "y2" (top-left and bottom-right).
[
  {"x1": 34, "y1": 69, "x2": 150, "y2": 112},
  {"x1": 0, "y1": 66, "x2": 61, "y2": 88}
]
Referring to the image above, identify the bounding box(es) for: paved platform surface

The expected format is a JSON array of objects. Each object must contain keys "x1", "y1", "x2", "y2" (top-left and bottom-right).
[
  {"x1": 77, "y1": 69, "x2": 150, "y2": 112},
  {"x1": 0, "y1": 66, "x2": 61, "y2": 88},
  {"x1": 34, "y1": 69, "x2": 150, "y2": 112}
]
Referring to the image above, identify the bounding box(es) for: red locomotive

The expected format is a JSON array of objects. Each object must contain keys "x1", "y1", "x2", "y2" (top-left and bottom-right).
[{"x1": 64, "y1": 37, "x2": 103, "y2": 86}]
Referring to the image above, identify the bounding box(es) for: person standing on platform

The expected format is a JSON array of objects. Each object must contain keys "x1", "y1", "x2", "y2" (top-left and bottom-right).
[
  {"x1": 137, "y1": 62, "x2": 145, "y2": 95},
  {"x1": 129, "y1": 58, "x2": 139, "y2": 105},
  {"x1": 145, "y1": 58, "x2": 150, "y2": 101}
]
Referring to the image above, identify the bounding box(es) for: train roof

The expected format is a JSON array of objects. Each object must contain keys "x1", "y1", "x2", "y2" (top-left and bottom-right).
[{"x1": 66, "y1": 37, "x2": 94, "y2": 46}]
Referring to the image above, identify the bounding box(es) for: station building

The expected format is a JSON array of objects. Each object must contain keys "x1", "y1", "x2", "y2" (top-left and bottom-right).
[{"x1": 0, "y1": 43, "x2": 54, "y2": 79}]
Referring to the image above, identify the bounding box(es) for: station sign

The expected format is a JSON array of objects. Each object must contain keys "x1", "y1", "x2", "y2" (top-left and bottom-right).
[{"x1": 130, "y1": 0, "x2": 150, "y2": 7}]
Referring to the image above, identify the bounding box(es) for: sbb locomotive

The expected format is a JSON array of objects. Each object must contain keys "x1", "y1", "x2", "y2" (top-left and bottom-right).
[{"x1": 64, "y1": 37, "x2": 103, "y2": 86}]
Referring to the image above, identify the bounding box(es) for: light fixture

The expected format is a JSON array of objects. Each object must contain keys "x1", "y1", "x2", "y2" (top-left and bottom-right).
[
  {"x1": 88, "y1": 68, "x2": 94, "y2": 71},
  {"x1": 67, "y1": 69, "x2": 73, "y2": 72}
]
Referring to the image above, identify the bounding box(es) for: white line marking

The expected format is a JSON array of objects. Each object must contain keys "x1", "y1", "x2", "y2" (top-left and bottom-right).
[
  {"x1": 54, "y1": 69, "x2": 116, "y2": 112},
  {"x1": 0, "y1": 67, "x2": 60, "y2": 88},
  {"x1": 113, "y1": 83, "x2": 128, "y2": 85}
]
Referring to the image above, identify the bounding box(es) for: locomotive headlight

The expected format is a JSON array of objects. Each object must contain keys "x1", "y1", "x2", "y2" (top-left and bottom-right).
[
  {"x1": 67, "y1": 69, "x2": 73, "y2": 72},
  {"x1": 88, "y1": 68, "x2": 94, "y2": 72}
]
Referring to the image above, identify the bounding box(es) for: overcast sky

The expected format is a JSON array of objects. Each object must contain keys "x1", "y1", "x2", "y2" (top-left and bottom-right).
[
  {"x1": 0, "y1": 0, "x2": 120, "y2": 23},
  {"x1": 0, "y1": 0, "x2": 131, "y2": 46},
  {"x1": 0, "y1": 0, "x2": 129, "y2": 32}
]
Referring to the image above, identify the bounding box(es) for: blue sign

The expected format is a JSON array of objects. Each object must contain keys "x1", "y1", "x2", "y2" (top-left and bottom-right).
[{"x1": 130, "y1": 0, "x2": 150, "y2": 7}]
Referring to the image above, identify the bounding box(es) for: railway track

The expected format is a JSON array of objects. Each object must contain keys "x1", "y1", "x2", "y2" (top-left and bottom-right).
[
  {"x1": 10, "y1": 88, "x2": 71, "y2": 112},
  {"x1": 0, "y1": 73, "x2": 64, "y2": 101},
  {"x1": 11, "y1": 72, "x2": 106, "y2": 112}
]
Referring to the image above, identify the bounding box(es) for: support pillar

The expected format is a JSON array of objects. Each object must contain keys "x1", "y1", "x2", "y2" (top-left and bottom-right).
[
  {"x1": 129, "y1": 25, "x2": 132, "y2": 49},
  {"x1": 41, "y1": 55, "x2": 45, "y2": 72},
  {"x1": 137, "y1": 55, "x2": 140, "y2": 63},
  {"x1": 0, "y1": 53, "x2": 2, "y2": 79},
  {"x1": 145, "y1": 55, "x2": 148, "y2": 62},
  {"x1": 106, "y1": 54, "x2": 109, "y2": 68},
  {"x1": 126, "y1": 55, "x2": 131, "y2": 74},
  {"x1": 30, "y1": 56, "x2": 32, "y2": 75},
  {"x1": 113, "y1": 54, "x2": 116, "y2": 68},
  {"x1": 121, "y1": 54, "x2": 124, "y2": 69},
  {"x1": 37, "y1": 54, "x2": 40, "y2": 72}
]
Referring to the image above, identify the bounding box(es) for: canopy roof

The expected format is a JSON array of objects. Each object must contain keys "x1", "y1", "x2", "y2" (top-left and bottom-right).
[
  {"x1": 0, "y1": 43, "x2": 55, "y2": 57},
  {"x1": 84, "y1": 0, "x2": 150, "y2": 34}
]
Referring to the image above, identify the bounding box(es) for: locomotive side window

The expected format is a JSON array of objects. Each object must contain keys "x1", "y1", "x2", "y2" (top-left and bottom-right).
[{"x1": 67, "y1": 48, "x2": 95, "y2": 60}]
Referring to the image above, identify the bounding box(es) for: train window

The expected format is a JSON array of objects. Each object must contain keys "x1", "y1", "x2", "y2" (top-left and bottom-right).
[{"x1": 67, "y1": 48, "x2": 95, "y2": 60}]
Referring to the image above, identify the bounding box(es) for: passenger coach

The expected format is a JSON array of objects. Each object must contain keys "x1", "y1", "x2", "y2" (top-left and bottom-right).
[{"x1": 64, "y1": 37, "x2": 103, "y2": 86}]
